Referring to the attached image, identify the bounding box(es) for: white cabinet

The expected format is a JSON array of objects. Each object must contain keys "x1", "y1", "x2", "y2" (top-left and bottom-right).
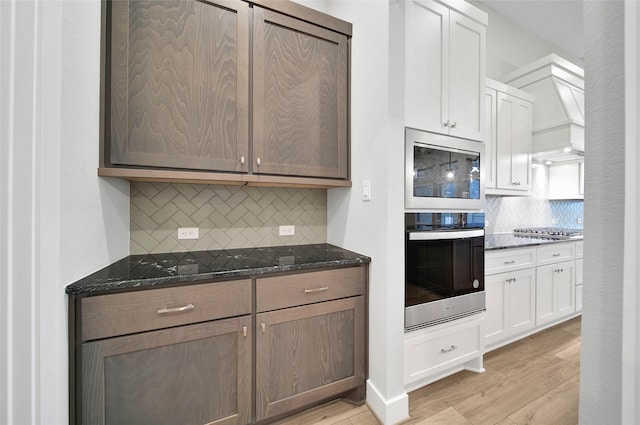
[
  {"x1": 485, "y1": 248, "x2": 536, "y2": 349},
  {"x1": 404, "y1": 315, "x2": 484, "y2": 391},
  {"x1": 485, "y1": 79, "x2": 534, "y2": 195},
  {"x1": 405, "y1": 0, "x2": 487, "y2": 141},
  {"x1": 485, "y1": 269, "x2": 536, "y2": 348},
  {"x1": 536, "y1": 260, "x2": 576, "y2": 326},
  {"x1": 548, "y1": 161, "x2": 584, "y2": 200}
]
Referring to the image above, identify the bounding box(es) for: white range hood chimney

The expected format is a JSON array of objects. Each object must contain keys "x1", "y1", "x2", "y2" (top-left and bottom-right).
[{"x1": 503, "y1": 54, "x2": 584, "y2": 162}]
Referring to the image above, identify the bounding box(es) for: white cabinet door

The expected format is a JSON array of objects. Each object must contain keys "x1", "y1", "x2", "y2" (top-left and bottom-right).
[
  {"x1": 536, "y1": 260, "x2": 576, "y2": 326},
  {"x1": 485, "y1": 268, "x2": 535, "y2": 348},
  {"x1": 507, "y1": 268, "x2": 536, "y2": 335},
  {"x1": 484, "y1": 273, "x2": 507, "y2": 347},
  {"x1": 496, "y1": 92, "x2": 532, "y2": 192},
  {"x1": 405, "y1": 0, "x2": 448, "y2": 134},
  {"x1": 405, "y1": 0, "x2": 485, "y2": 141},
  {"x1": 484, "y1": 87, "x2": 497, "y2": 189},
  {"x1": 448, "y1": 10, "x2": 485, "y2": 141}
]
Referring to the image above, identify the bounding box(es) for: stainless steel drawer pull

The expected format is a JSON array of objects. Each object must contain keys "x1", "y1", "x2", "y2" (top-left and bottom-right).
[
  {"x1": 440, "y1": 345, "x2": 458, "y2": 354},
  {"x1": 504, "y1": 260, "x2": 516, "y2": 265},
  {"x1": 157, "y1": 303, "x2": 195, "y2": 315},
  {"x1": 304, "y1": 286, "x2": 329, "y2": 294},
  {"x1": 243, "y1": 326, "x2": 248, "y2": 337},
  {"x1": 261, "y1": 323, "x2": 266, "y2": 333},
  {"x1": 241, "y1": 156, "x2": 245, "y2": 165},
  {"x1": 553, "y1": 253, "x2": 561, "y2": 257}
]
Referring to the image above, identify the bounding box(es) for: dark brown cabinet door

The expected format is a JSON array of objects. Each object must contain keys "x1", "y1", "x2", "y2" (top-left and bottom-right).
[
  {"x1": 252, "y1": 7, "x2": 349, "y2": 179},
  {"x1": 255, "y1": 296, "x2": 365, "y2": 421},
  {"x1": 108, "y1": 0, "x2": 250, "y2": 172},
  {"x1": 81, "y1": 317, "x2": 252, "y2": 425}
]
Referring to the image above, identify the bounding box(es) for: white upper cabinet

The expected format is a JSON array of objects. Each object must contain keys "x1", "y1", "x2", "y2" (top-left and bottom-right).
[
  {"x1": 485, "y1": 79, "x2": 534, "y2": 195},
  {"x1": 405, "y1": 0, "x2": 487, "y2": 142}
]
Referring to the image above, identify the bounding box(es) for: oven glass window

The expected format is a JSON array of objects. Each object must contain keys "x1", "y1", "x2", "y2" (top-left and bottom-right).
[
  {"x1": 405, "y1": 236, "x2": 484, "y2": 307},
  {"x1": 413, "y1": 145, "x2": 480, "y2": 200}
]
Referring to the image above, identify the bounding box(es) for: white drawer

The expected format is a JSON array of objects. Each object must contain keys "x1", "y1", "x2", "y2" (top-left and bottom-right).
[
  {"x1": 404, "y1": 317, "x2": 482, "y2": 385},
  {"x1": 575, "y1": 240, "x2": 584, "y2": 258},
  {"x1": 537, "y1": 243, "x2": 576, "y2": 266},
  {"x1": 485, "y1": 248, "x2": 536, "y2": 275}
]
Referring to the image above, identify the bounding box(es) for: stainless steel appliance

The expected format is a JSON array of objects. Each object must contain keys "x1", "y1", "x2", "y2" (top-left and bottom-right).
[
  {"x1": 405, "y1": 212, "x2": 485, "y2": 331},
  {"x1": 513, "y1": 227, "x2": 584, "y2": 240},
  {"x1": 405, "y1": 127, "x2": 485, "y2": 210}
]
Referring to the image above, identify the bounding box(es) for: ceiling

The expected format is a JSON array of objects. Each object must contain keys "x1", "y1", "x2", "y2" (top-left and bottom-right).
[{"x1": 479, "y1": 0, "x2": 584, "y2": 60}]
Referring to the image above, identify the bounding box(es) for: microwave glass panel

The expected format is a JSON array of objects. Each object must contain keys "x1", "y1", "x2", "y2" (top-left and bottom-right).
[{"x1": 413, "y1": 146, "x2": 480, "y2": 200}]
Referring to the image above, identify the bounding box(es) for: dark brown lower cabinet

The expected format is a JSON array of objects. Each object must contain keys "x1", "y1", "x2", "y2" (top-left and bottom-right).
[
  {"x1": 81, "y1": 317, "x2": 252, "y2": 425},
  {"x1": 255, "y1": 296, "x2": 365, "y2": 421}
]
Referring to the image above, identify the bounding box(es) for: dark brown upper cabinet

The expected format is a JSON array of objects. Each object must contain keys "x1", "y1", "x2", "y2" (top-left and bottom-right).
[{"x1": 100, "y1": 0, "x2": 352, "y2": 188}]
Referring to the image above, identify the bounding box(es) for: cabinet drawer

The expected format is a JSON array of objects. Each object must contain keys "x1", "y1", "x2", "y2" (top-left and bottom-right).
[
  {"x1": 537, "y1": 243, "x2": 575, "y2": 266},
  {"x1": 81, "y1": 279, "x2": 251, "y2": 341},
  {"x1": 485, "y1": 248, "x2": 536, "y2": 275},
  {"x1": 404, "y1": 318, "x2": 482, "y2": 384},
  {"x1": 256, "y1": 266, "x2": 366, "y2": 312}
]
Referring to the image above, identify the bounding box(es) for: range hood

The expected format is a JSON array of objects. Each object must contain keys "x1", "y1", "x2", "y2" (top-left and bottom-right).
[{"x1": 503, "y1": 54, "x2": 584, "y2": 163}]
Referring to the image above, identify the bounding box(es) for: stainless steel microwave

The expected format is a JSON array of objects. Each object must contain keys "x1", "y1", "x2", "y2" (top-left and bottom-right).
[{"x1": 405, "y1": 128, "x2": 485, "y2": 210}]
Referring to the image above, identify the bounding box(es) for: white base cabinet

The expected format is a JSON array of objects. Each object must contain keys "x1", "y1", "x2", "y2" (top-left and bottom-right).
[
  {"x1": 404, "y1": 315, "x2": 485, "y2": 392},
  {"x1": 485, "y1": 268, "x2": 536, "y2": 348},
  {"x1": 536, "y1": 260, "x2": 576, "y2": 326},
  {"x1": 484, "y1": 241, "x2": 581, "y2": 351}
]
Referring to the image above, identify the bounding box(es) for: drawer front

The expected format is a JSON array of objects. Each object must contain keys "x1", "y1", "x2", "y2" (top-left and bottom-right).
[
  {"x1": 575, "y1": 240, "x2": 584, "y2": 258},
  {"x1": 404, "y1": 319, "x2": 481, "y2": 384},
  {"x1": 485, "y1": 248, "x2": 536, "y2": 275},
  {"x1": 81, "y1": 279, "x2": 251, "y2": 341},
  {"x1": 256, "y1": 266, "x2": 366, "y2": 312},
  {"x1": 537, "y1": 243, "x2": 575, "y2": 266}
]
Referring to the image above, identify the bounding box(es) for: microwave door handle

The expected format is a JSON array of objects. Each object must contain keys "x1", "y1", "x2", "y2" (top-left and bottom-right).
[{"x1": 408, "y1": 229, "x2": 485, "y2": 241}]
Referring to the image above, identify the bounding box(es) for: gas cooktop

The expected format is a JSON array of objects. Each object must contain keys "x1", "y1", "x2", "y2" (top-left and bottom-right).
[{"x1": 513, "y1": 227, "x2": 584, "y2": 239}]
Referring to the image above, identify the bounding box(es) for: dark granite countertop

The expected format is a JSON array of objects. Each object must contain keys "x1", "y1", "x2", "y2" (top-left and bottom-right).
[
  {"x1": 65, "y1": 243, "x2": 371, "y2": 296},
  {"x1": 486, "y1": 233, "x2": 583, "y2": 251}
]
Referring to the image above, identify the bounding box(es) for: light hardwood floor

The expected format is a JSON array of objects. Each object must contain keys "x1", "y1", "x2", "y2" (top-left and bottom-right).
[{"x1": 273, "y1": 316, "x2": 581, "y2": 425}]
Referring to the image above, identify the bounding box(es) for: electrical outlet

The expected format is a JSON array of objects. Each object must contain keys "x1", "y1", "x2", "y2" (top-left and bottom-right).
[
  {"x1": 177, "y1": 227, "x2": 199, "y2": 240},
  {"x1": 552, "y1": 218, "x2": 558, "y2": 225},
  {"x1": 576, "y1": 217, "x2": 583, "y2": 225},
  {"x1": 279, "y1": 225, "x2": 295, "y2": 236}
]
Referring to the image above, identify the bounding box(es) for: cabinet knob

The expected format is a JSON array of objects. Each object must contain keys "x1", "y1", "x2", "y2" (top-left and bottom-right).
[
  {"x1": 257, "y1": 157, "x2": 261, "y2": 166},
  {"x1": 443, "y1": 120, "x2": 450, "y2": 128},
  {"x1": 261, "y1": 323, "x2": 266, "y2": 333},
  {"x1": 242, "y1": 326, "x2": 247, "y2": 337},
  {"x1": 241, "y1": 156, "x2": 245, "y2": 165},
  {"x1": 450, "y1": 121, "x2": 457, "y2": 129}
]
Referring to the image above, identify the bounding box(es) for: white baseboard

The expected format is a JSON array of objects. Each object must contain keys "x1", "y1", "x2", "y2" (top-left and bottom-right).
[{"x1": 365, "y1": 379, "x2": 409, "y2": 425}]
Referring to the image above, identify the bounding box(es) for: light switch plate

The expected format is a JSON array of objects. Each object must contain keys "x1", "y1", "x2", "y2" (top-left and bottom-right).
[{"x1": 362, "y1": 180, "x2": 371, "y2": 201}]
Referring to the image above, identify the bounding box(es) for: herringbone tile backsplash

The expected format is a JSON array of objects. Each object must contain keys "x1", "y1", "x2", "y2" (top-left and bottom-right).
[{"x1": 130, "y1": 182, "x2": 327, "y2": 254}]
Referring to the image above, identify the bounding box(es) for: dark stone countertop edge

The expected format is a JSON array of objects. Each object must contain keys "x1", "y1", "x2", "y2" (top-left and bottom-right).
[{"x1": 65, "y1": 244, "x2": 371, "y2": 296}]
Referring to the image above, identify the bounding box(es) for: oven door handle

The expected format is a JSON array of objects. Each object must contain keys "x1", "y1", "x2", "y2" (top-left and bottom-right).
[{"x1": 408, "y1": 229, "x2": 484, "y2": 241}]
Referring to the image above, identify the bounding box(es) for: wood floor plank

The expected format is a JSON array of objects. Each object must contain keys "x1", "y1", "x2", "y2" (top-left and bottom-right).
[
  {"x1": 508, "y1": 374, "x2": 580, "y2": 425},
  {"x1": 412, "y1": 407, "x2": 473, "y2": 425},
  {"x1": 452, "y1": 357, "x2": 579, "y2": 425},
  {"x1": 555, "y1": 340, "x2": 581, "y2": 366}
]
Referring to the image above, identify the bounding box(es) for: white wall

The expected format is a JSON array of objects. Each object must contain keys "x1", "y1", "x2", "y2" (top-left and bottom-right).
[
  {"x1": 1, "y1": 1, "x2": 129, "y2": 424},
  {"x1": 470, "y1": 0, "x2": 583, "y2": 80}
]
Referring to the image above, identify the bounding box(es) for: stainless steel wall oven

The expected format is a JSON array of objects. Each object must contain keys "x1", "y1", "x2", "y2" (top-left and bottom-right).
[{"x1": 405, "y1": 212, "x2": 485, "y2": 331}]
